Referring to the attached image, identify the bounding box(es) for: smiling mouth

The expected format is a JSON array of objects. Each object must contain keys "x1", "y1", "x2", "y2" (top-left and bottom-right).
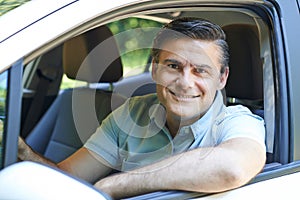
[{"x1": 168, "y1": 89, "x2": 201, "y2": 100}]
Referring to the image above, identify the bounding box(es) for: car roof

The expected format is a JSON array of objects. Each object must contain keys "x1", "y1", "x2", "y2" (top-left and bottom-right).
[
  {"x1": 0, "y1": 0, "x2": 265, "y2": 72},
  {"x1": 0, "y1": 0, "x2": 76, "y2": 42},
  {"x1": 0, "y1": 0, "x2": 138, "y2": 70}
]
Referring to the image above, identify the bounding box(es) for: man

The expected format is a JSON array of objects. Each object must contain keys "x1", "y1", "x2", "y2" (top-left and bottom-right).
[{"x1": 19, "y1": 17, "x2": 266, "y2": 199}]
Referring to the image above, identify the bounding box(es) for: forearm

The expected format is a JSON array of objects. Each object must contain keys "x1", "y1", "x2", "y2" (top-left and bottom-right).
[
  {"x1": 94, "y1": 138, "x2": 266, "y2": 199},
  {"x1": 95, "y1": 148, "x2": 229, "y2": 198},
  {"x1": 18, "y1": 139, "x2": 113, "y2": 184}
]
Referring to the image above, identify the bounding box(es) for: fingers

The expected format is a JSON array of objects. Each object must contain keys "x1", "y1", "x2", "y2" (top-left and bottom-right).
[{"x1": 18, "y1": 137, "x2": 29, "y2": 161}]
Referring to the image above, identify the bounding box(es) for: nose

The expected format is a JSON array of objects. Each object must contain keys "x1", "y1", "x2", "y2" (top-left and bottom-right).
[{"x1": 175, "y1": 66, "x2": 194, "y2": 89}]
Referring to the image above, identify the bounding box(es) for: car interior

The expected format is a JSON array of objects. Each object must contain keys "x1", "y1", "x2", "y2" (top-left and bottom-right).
[
  {"x1": 24, "y1": 26, "x2": 127, "y2": 162},
  {"x1": 18, "y1": 6, "x2": 279, "y2": 194}
]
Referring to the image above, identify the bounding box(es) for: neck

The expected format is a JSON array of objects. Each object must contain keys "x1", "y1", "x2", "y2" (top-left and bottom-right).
[{"x1": 166, "y1": 114, "x2": 200, "y2": 138}]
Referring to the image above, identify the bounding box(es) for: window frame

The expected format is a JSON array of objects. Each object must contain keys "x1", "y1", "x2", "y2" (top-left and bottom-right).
[{"x1": 2, "y1": 59, "x2": 23, "y2": 168}]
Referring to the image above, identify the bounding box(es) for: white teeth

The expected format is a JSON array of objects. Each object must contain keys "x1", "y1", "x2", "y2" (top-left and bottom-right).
[
  {"x1": 177, "y1": 95, "x2": 194, "y2": 98},
  {"x1": 169, "y1": 89, "x2": 199, "y2": 98}
]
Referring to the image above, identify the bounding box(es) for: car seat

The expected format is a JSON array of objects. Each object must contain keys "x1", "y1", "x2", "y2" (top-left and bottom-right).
[
  {"x1": 222, "y1": 24, "x2": 263, "y2": 113},
  {"x1": 222, "y1": 24, "x2": 279, "y2": 168},
  {"x1": 25, "y1": 26, "x2": 127, "y2": 163},
  {"x1": 21, "y1": 45, "x2": 64, "y2": 138}
]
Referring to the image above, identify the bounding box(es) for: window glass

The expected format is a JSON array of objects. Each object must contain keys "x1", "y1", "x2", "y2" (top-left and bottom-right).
[
  {"x1": 108, "y1": 17, "x2": 162, "y2": 76},
  {"x1": 60, "y1": 75, "x2": 86, "y2": 90},
  {"x1": 0, "y1": 71, "x2": 8, "y2": 168},
  {"x1": 60, "y1": 17, "x2": 163, "y2": 90}
]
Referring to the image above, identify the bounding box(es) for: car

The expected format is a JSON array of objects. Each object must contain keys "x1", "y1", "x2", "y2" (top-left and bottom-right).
[{"x1": 0, "y1": 0, "x2": 299, "y2": 199}]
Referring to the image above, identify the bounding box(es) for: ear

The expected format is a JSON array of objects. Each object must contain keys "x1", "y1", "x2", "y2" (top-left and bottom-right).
[
  {"x1": 151, "y1": 59, "x2": 158, "y2": 81},
  {"x1": 218, "y1": 67, "x2": 229, "y2": 90}
]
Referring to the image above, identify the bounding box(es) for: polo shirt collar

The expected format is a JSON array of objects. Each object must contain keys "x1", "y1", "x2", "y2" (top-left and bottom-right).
[
  {"x1": 149, "y1": 102, "x2": 167, "y2": 130},
  {"x1": 150, "y1": 90, "x2": 225, "y2": 138},
  {"x1": 190, "y1": 90, "x2": 224, "y2": 138}
]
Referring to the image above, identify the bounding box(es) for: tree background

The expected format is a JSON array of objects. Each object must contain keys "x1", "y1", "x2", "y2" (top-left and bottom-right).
[{"x1": 0, "y1": 0, "x2": 29, "y2": 16}]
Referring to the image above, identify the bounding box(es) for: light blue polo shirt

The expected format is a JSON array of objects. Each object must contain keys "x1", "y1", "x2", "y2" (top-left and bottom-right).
[{"x1": 84, "y1": 91, "x2": 265, "y2": 171}]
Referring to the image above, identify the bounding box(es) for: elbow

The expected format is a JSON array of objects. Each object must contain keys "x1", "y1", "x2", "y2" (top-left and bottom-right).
[
  {"x1": 188, "y1": 167, "x2": 251, "y2": 194},
  {"x1": 220, "y1": 167, "x2": 249, "y2": 190},
  {"x1": 216, "y1": 150, "x2": 266, "y2": 192},
  {"x1": 217, "y1": 160, "x2": 264, "y2": 192},
  {"x1": 202, "y1": 164, "x2": 261, "y2": 193}
]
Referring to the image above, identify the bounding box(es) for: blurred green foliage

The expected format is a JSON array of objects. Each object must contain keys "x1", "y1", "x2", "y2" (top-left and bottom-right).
[
  {"x1": 108, "y1": 18, "x2": 162, "y2": 71},
  {"x1": 62, "y1": 18, "x2": 163, "y2": 87},
  {"x1": 0, "y1": 72, "x2": 7, "y2": 119},
  {"x1": 0, "y1": 0, "x2": 30, "y2": 16},
  {"x1": 0, "y1": 1, "x2": 164, "y2": 85}
]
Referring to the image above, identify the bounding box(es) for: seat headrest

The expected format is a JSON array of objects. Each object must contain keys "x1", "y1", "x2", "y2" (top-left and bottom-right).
[
  {"x1": 222, "y1": 24, "x2": 263, "y2": 100},
  {"x1": 63, "y1": 25, "x2": 123, "y2": 83}
]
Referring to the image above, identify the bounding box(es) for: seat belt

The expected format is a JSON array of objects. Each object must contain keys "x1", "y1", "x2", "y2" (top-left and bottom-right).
[{"x1": 22, "y1": 68, "x2": 57, "y2": 137}]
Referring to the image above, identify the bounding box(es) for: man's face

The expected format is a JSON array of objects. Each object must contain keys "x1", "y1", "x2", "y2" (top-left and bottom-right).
[{"x1": 152, "y1": 38, "x2": 229, "y2": 124}]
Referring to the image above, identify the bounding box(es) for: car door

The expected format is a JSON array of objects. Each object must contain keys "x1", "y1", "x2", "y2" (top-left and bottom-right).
[{"x1": 1, "y1": 0, "x2": 300, "y2": 199}]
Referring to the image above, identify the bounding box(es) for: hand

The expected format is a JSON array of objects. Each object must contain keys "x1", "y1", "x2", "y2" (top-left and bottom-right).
[
  {"x1": 17, "y1": 136, "x2": 58, "y2": 167},
  {"x1": 18, "y1": 136, "x2": 32, "y2": 161}
]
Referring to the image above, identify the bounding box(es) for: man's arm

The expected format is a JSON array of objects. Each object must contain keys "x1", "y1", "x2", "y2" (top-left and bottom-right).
[
  {"x1": 94, "y1": 137, "x2": 266, "y2": 199},
  {"x1": 58, "y1": 147, "x2": 112, "y2": 183},
  {"x1": 18, "y1": 137, "x2": 57, "y2": 167},
  {"x1": 18, "y1": 137, "x2": 112, "y2": 183}
]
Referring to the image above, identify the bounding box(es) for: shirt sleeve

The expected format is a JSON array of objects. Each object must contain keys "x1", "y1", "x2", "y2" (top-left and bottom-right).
[
  {"x1": 216, "y1": 105, "x2": 266, "y2": 150},
  {"x1": 83, "y1": 101, "x2": 129, "y2": 170}
]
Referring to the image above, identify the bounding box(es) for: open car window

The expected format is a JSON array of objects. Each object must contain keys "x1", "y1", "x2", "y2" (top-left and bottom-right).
[
  {"x1": 23, "y1": 5, "x2": 276, "y2": 159},
  {"x1": 20, "y1": 5, "x2": 277, "y2": 167}
]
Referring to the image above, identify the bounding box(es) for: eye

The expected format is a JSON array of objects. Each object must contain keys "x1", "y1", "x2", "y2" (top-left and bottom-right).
[
  {"x1": 193, "y1": 64, "x2": 213, "y2": 75},
  {"x1": 194, "y1": 67, "x2": 207, "y2": 74},
  {"x1": 167, "y1": 63, "x2": 179, "y2": 69}
]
